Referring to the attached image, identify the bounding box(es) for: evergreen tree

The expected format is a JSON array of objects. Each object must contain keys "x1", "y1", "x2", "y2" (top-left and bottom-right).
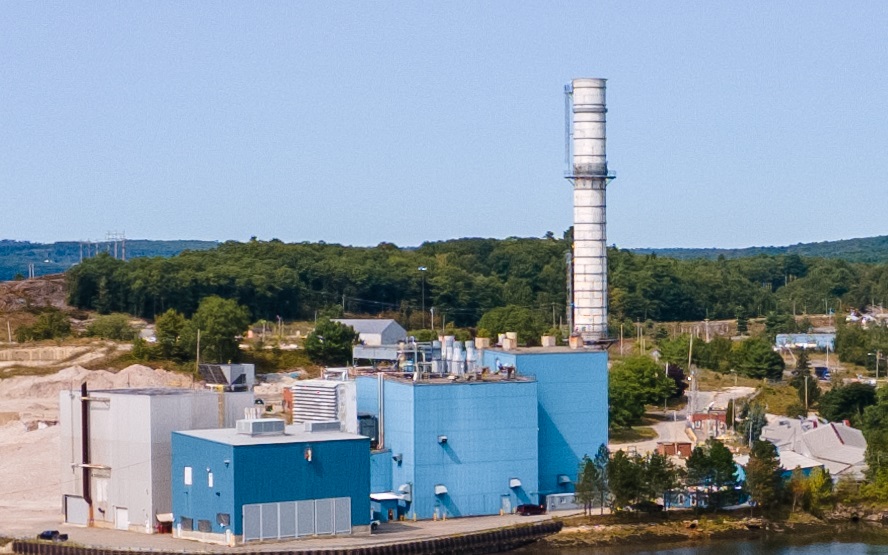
[
  {"x1": 819, "y1": 382, "x2": 877, "y2": 426},
  {"x1": 739, "y1": 403, "x2": 768, "y2": 447},
  {"x1": 608, "y1": 450, "x2": 643, "y2": 510},
  {"x1": 732, "y1": 338, "x2": 785, "y2": 380},
  {"x1": 745, "y1": 440, "x2": 782, "y2": 514},
  {"x1": 592, "y1": 444, "x2": 610, "y2": 515},
  {"x1": 736, "y1": 307, "x2": 749, "y2": 336},
  {"x1": 644, "y1": 452, "x2": 679, "y2": 509},
  {"x1": 576, "y1": 455, "x2": 596, "y2": 516}
]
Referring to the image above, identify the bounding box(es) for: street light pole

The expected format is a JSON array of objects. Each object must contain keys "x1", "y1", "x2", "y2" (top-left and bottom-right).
[
  {"x1": 869, "y1": 350, "x2": 883, "y2": 382},
  {"x1": 418, "y1": 266, "x2": 428, "y2": 329}
]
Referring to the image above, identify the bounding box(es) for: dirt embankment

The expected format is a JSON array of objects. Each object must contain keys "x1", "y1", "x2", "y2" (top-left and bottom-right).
[{"x1": 0, "y1": 275, "x2": 67, "y2": 314}]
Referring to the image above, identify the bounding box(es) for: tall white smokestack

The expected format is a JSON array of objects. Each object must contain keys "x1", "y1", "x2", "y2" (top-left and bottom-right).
[{"x1": 566, "y1": 78, "x2": 613, "y2": 341}]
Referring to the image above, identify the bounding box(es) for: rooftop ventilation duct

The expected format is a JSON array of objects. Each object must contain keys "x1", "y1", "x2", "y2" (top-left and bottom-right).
[{"x1": 236, "y1": 418, "x2": 285, "y2": 436}]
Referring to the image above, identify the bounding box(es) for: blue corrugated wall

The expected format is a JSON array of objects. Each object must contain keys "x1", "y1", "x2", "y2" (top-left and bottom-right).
[
  {"x1": 171, "y1": 433, "x2": 371, "y2": 535},
  {"x1": 357, "y1": 375, "x2": 538, "y2": 519},
  {"x1": 171, "y1": 434, "x2": 235, "y2": 534},
  {"x1": 370, "y1": 450, "x2": 393, "y2": 493},
  {"x1": 481, "y1": 350, "x2": 609, "y2": 495}
]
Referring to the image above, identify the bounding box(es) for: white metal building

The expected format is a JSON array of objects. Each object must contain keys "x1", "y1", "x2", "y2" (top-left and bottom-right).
[
  {"x1": 332, "y1": 319, "x2": 406, "y2": 346},
  {"x1": 59, "y1": 388, "x2": 254, "y2": 532}
]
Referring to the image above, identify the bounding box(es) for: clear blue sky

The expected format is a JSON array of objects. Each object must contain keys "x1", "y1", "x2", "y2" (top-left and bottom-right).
[{"x1": 2, "y1": 2, "x2": 887, "y2": 249}]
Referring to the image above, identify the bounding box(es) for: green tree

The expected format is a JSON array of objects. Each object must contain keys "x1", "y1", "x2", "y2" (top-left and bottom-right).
[
  {"x1": 304, "y1": 319, "x2": 359, "y2": 366},
  {"x1": 15, "y1": 309, "x2": 72, "y2": 342},
  {"x1": 477, "y1": 305, "x2": 545, "y2": 346},
  {"x1": 736, "y1": 307, "x2": 749, "y2": 335},
  {"x1": 860, "y1": 387, "x2": 888, "y2": 484},
  {"x1": 188, "y1": 296, "x2": 250, "y2": 363},
  {"x1": 725, "y1": 398, "x2": 736, "y2": 431},
  {"x1": 789, "y1": 366, "x2": 820, "y2": 409},
  {"x1": 592, "y1": 444, "x2": 610, "y2": 515},
  {"x1": 154, "y1": 309, "x2": 188, "y2": 360},
  {"x1": 745, "y1": 440, "x2": 782, "y2": 513},
  {"x1": 731, "y1": 337, "x2": 785, "y2": 380},
  {"x1": 685, "y1": 445, "x2": 713, "y2": 509},
  {"x1": 86, "y1": 313, "x2": 136, "y2": 340},
  {"x1": 765, "y1": 311, "x2": 798, "y2": 338},
  {"x1": 576, "y1": 455, "x2": 596, "y2": 516},
  {"x1": 739, "y1": 402, "x2": 768, "y2": 447},
  {"x1": 788, "y1": 467, "x2": 808, "y2": 512},
  {"x1": 707, "y1": 439, "x2": 739, "y2": 509},
  {"x1": 684, "y1": 440, "x2": 738, "y2": 511},
  {"x1": 796, "y1": 349, "x2": 810, "y2": 371},
  {"x1": 806, "y1": 467, "x2": 833, "y2": 514},
  {"x1": 608, "y1": 450, "x2": 643, "y2": 510},
  {"x1": 644, "y1": 452, "x2": 679, "y2": 509},
  {"x1": 819, "y1": 382, "x2": 876, "y2": 426},
  {"x1": 610, "y1": 356, "x2": 677, "y2": 406}
]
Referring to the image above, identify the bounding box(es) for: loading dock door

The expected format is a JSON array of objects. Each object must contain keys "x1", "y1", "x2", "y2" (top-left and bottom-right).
[
  {"x1": 114, "y1": 507, "x2": 128, "y2": 530},
  {"x1": 63, "y1": 495, "x2": 88, "y2": 526}
]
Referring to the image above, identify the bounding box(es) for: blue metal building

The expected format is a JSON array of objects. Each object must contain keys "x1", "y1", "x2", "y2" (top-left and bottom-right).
[
  {"x1": 171, "y1": 419, "x2": 370, "y2": 544},
  {"x1": 480, "y1": 347, "x2": 609, "y2": 496},
  {"x1": 356, "y1": 374, "x2": 538, "y2": 519}
]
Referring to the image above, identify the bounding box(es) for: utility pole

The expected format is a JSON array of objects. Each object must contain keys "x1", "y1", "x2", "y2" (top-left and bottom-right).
[
  {"x1": 194, "y1": 328, "x2": 201, "y2": 384},
  {"x1": 804, "y1": 374, "x2": 809, "y2": 414}
]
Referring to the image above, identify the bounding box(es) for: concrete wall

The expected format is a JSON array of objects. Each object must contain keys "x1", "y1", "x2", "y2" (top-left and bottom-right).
[
  {"x1": 358, "y1": 376, "x2": 538, "y2": 519},
  {"x1": 481, "y1": 350, "x2": 608, "y2": 495},
  {"x1": 171, "y1": 434, "x2": 371, "y2": 535}
]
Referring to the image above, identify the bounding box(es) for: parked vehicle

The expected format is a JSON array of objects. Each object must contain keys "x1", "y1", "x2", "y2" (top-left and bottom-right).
[
  {"x1": 36, "y1": 531, "x2": 67, "y2": 542},
  {"x1": 516, "y1": 503, "x2": 546, "y2": 516}
]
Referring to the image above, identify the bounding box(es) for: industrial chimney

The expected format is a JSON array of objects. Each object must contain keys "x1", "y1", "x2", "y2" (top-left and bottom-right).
[{"x1": 565, "y1": 78, "x2": 614, "y2": 342}]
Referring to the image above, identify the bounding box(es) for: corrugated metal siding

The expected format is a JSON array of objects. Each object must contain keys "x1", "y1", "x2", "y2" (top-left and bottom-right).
[
  {"x1": 377, "y1": 379, "x2": 538, "y2": 519},
  {"x1": 171, "y1": 434, "x2": 371, "y2": 535},
  {"x1": 481, "y1": 350, "x2": 609, "y2": 495}
]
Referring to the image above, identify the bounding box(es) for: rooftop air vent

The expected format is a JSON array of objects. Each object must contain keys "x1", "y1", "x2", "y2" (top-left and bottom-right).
[{"x1": 236, "y1": 418, "x2": 285, "y2": 436}]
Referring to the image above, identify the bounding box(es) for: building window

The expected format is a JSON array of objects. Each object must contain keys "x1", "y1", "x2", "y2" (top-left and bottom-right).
[
  {"x1": 208, "y1": 472, "x2": 213, "y2": 488},
  {"x1": 184, "y1": 466, "x2": 192, "y2": 486},
  {"x1": 198, "y1": 519, "x2": 212, "y2": 533},
  {"x1": 180, "y1": 517, "x2": 193, "y2": 531},
  {"x1": 217, "y1": 513, "x2": 230, "y2": 527}
]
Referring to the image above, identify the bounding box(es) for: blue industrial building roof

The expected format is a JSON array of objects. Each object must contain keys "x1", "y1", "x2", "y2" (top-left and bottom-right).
[{"x1": 175, "y1": 425, "x2": 365, "y2": 446}]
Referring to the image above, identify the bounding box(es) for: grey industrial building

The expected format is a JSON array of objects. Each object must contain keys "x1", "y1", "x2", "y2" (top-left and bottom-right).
[{"x1": 59, "y1": 388, "x2": 254, "y2": 532}]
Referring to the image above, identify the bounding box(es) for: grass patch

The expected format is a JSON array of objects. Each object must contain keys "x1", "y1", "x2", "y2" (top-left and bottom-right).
[
  {"x1": 609, "y1": 426, "x2": 658, "y2": 444},
  {"x1": 757, "y1": 382, "x2": 803, "y2": 416},
  {"x1": 242, "y1": 348, "x2": 318, "y2": 376},
  {"x1": 696, "y1": 368, "x2": 763, "y2": 391}
]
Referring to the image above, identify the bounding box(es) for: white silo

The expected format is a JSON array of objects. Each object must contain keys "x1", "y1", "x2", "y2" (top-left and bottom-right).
[{"x1": 565, "y1": 78, "x2": 614, "y2": 341}]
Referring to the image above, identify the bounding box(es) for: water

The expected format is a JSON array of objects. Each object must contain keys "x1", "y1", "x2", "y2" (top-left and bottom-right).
[{"x1": 510, "y1": 532, "x2": 888, "y2": 554}]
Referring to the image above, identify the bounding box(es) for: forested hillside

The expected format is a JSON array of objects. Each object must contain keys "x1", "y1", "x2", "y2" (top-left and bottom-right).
[
  {"x1": 0, "y1": 240, "x2": 218, "y2": 281},
  {"x1": 65, "y1": 236, "x2": 888, "y2": 328},
  {"x1": 634, "y1": 235, "x2": 888, "y2": 263}
]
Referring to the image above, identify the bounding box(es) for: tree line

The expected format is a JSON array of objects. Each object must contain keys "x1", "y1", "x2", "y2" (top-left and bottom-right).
[
  {"x1": 576, "y1": 439, "x2": 835, "y2": 516},
  {"x1": 64, "y1": 235, "x2": 888, "y2": 330}
]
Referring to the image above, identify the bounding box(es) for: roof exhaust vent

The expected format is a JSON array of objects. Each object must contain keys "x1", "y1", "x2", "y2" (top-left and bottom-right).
[{"x1": 236, "y1": 418, "x2": 285, "y2": 436}]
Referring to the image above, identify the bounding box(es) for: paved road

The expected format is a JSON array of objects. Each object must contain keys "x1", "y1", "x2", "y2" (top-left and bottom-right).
[{"x1": 610, "y1": 386, "x2": 755, "y2": 455}]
